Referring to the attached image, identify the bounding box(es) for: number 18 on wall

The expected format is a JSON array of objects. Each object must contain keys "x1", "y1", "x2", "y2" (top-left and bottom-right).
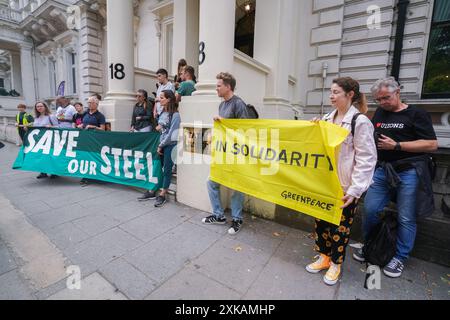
[{"x1": 109, "y1": 63, "x2": 125, "y2": 80}]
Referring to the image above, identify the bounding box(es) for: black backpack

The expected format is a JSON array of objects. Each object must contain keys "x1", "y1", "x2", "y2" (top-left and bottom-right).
[
  {"x1": 363, "y1": 210, "x2": 397, "y2": 267},
  {"x1": 246, "y1": 104, "x2": 259, "y2": 119}
]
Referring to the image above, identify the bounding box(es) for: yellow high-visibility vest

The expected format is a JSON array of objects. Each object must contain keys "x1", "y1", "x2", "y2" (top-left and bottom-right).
[{"x1": 16, "y1": 112, "x2": 31, "y2": 127}]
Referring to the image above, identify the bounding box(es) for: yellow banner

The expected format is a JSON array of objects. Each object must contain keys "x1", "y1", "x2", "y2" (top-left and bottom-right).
[{"x1": 210, "y1": 120, "x2": 349, "y2": 225}]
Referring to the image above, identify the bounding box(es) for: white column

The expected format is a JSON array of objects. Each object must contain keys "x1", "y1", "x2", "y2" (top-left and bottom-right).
[
  {"x1": 19, "y1": 43, "x2": 36, "y2": 106},
  {"x1": 100, "y1": 0, "x2": 135, "y2": 131},
  {"x1": 172, "y1": 0, "x2": 199, "y2": 75},
  {"x1": 55, "y1": 46, "x2": 65, "y2": 89},
  {"x1": 193, "y1": 0, "x2": 235, "y2": 96},
  {"x1": 254, "y1": 0, "x2": 296, "y2": 119},
  {"x1": 10, "y1": 51, "x2": 23, "y2": 94},
  {"x1": 176, "y1": 0, "x2": 236, "y2": 213}
]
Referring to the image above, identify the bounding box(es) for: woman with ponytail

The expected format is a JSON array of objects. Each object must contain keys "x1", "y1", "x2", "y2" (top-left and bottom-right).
[
  {"x1": 306, "y1": 77, "x2": 377, "y2": 285},
  {"x1": 131, "y1": 89, "x2": 154, "y2": 132}
]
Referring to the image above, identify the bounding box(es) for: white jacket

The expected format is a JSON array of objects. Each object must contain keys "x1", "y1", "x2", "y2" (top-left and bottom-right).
[{"x1": 323, "y1": 106, "x2": 377, "y2": 199}]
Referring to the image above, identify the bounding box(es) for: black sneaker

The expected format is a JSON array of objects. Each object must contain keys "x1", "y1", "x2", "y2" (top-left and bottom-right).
[
  {"x1": 383, "y1": 257, "x2": 404, "y2": 278},
  {"x1": 138, "y1": 190, "x2": 157, "y2": 201},
  {"x1": 80, "y1": 178, "x2": 89, "y2": 187},
  {"x1": 154, "y1": 195, "x2": 166, "y2": 207},
  {"x1": 202, "y1": 215, "x2": 226, "y2": 225},
  {"x1": 352, "y1": 247, "x2": 366, "y2": 262},
  {"x1": 228, "y1": 219, "x2": 243, "y2": 235},
  {"x1": 36, "y1": 173, "x2": 48, "y2": 179}
]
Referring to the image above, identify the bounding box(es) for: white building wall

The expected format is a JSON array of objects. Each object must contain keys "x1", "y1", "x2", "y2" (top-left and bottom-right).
[
  {"x1": 294, "y1": 0, "x2": 317, "y2": 118},
  {"x1": 136, "y1": 0, "x2": 160, "y2": 72},
  {"x1": 232, "y1": 51, "x2": 268, "y2": 110},
  {"x1": 340, "y1": 0, "x2": 394, "y2": 94},
  {"x1": 35, "y1": 53, "x2": 50, "y2": 99}
]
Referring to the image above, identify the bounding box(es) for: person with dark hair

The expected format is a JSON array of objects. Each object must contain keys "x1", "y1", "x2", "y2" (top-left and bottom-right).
[
  {"x1": 33, "y1": 101, "x2": 59, "y2": 179},
  {"x1": 131, "y1": 89, "x2": 154, "y2": 133},
  {"x1": 354, "y1": 77, "x2": 438, "y2": 278},
  {"x1": 176, "y1": 65, "x2": 196, "y2": 102},
  {"x1": 55, "y1": 96, "x2": 77, "y2": 129},
  {"x1": 15, "y1": 103, "x2": 33, "y2": 145},
  {"x1": 202, "y1": 72, "x2": 250, "y2": 235},
  {"x1": 33, "y1": 101, "x2": 58, "y2": 128},
  {"x1": 72, "y1": 102, "x2": 85, "y2": 128},
  {"x1": 174, "y1": 59, "x2": 187, "y2": 89},
  {"x1": 150, "y1": 90, "x2": 180, "y2": 207},
  {"x1": 305, "y1": 77, "x2": 377, "y2": 285},
  {"x1": 154, "y1": 68, "x2": 175, "y2": 119}
]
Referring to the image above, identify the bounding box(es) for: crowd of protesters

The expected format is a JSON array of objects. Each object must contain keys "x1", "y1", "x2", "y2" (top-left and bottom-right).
[
  {"x1": 14, "y1": 62, "x2": 198, "y2": 209},
  {"x1": 13, "y1": 58, "x2": 438, "y2": 286}
]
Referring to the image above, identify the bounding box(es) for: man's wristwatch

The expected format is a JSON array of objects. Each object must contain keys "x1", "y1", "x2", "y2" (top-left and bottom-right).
[{"x1": 394, "y1": 141, "x2": 402, "y2": 151}]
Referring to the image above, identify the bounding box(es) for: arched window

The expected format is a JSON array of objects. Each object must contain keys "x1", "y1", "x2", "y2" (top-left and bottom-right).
[{"x1": 234, "y1": 0, "x2": 256, "y2": 57}]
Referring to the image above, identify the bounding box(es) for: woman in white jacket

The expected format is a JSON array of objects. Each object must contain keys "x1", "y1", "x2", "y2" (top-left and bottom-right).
[{"x1": 306, "y1": 77, "x2": 377, "y2": 285}]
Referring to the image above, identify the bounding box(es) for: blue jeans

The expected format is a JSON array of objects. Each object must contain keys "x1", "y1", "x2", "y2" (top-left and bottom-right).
[
  {"x1": 207, "y1": 180, "x2": 244, "y2": 221},
  {"x1": 363, "y1": 167, "x2": 419, "y2": 262},
  {"x1": 162, "y1": 144, "x2": 175, "y2": 190}
]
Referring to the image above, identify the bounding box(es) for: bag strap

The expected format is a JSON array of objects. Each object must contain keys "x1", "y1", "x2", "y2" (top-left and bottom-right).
[
  {"x1": 351, "y1": 113, "x2": 363, "y2": 136},
  {"x1": 49, "y1": 116, "x2": 56, "y2": 126}
]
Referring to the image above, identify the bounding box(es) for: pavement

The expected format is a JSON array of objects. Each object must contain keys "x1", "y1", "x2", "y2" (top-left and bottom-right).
[{"x1": 0, "y1": 141, "x2": 449, "y2": 300}]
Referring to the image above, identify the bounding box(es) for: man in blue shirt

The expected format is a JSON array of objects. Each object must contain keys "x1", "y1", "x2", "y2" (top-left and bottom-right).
[
  {"x1": 77, "y1": 95, "x2": 106, "y2": 131},
  {"x1": 78, "y1": 95, "x2": 106, "y2": 186}
]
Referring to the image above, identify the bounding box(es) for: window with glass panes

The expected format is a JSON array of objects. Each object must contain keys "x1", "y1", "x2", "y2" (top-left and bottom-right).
[
  {"x1": 70, "y1": 52, "x2": 77, "y2": 94},
  {"x1": 422, "y1": 0, "x2": 450, "y2": 98}
]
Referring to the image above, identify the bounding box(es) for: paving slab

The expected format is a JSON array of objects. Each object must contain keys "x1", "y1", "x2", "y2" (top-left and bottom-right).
[
  {"x1": 192, "y1": 237, "x2": 273, "y2": 295},
  {"x1": 72, "y1": 213, "x2": 121, "y2": 237},
  {"x1": 28, "y1": 203, "x2": 90, "y2": 231},
  {"x1": 102, "y1": 200, "x2": 157, "y2": 223},
  {"x1": 125, "y1": 222, "x2": 221, "y2": 284},
  {"x1": 0, "y1": 241, "x2": 17, "y2": 275},
  {"x1": 11, "y1": 200, "x2": 53, "y2": 216},
  {"x1": 0, "y1": 194, "x2": 68, "y2": 288},
  {"x1": 64, "y1": 228, "x2": 143, "y2": 278},
  {"x1": 46, "y1": 272, "x2": 127, "y2": 300},
  {"x1": 120, "y1": 210, "x2": 187, "y2": 243},
  {"x1": 147, "y1": 265, "x2": 242, "y2": 300},
  {"x1": 243, "y1": 256, "x2": 337, "y2": 300},
  {"x1": 45, "y1": 222, "x2": 92, "y2": 250},
  {"x1": 100, "y1": 258, "x2": 158, "y2": 300},
  {"x1": 0, "y1": 270, "x2": 36, "y2": 300}
]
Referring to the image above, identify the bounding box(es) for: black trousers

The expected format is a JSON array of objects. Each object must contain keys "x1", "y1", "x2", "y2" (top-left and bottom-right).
[{"x1": 18, "y1": 128, "x2": 26, "y2": 142}]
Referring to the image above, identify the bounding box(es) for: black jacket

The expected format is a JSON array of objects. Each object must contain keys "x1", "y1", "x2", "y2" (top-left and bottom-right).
[
  {"x1": 131, "y1": 102, "x2": 154, "y2": 130},
  {"x1": 378, "y1": 154, "x2": 435, "y2": 219}
]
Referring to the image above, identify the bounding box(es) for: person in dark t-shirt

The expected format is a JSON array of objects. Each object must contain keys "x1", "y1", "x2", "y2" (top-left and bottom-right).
[
  {"x1": 355, "y1": 77, "x2": 438, "y2": 278},
  {"x1": 72, "y1": 102, "x2": 85, "y2": 128},
  {"x1": 78, "y1": 95, "x2": 106, "y2": 187},
  {"x1": 201, "y1": 72, "x2": 250, "y2": 236}
]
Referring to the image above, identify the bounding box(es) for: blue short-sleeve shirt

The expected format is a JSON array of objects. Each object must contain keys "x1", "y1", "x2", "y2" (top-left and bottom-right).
[{"x1": 82, "y1": 111, "x2": 106, "y2": 128}]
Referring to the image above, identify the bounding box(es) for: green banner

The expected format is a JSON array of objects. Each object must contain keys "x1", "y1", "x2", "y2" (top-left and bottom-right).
[{"x1": 13, "y1": 128, "x2": 163, "y2": 190}]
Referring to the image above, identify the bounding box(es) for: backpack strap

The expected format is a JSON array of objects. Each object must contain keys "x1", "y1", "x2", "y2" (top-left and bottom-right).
[
  {"x1": 49, "y1": 116, "x2": 56, "y2": 127},
  {"x1": 246, "y1": 104, "x2": 259, "y2": 119},
  {"x1": 351, "y1": 113, "x2": 363, "y2": 136}
]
